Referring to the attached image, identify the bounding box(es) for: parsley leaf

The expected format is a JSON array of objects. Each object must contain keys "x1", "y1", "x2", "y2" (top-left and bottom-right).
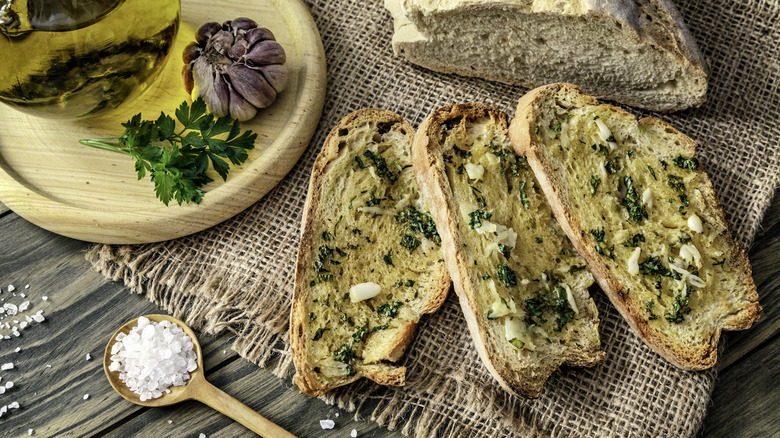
[{"x1": 79, "y1": 98, "x2": 256, "y2": 206}]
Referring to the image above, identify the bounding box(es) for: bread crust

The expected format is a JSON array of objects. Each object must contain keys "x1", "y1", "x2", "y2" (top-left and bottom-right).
[
  {"x1": 509, "y1": 83, "x2": 762, "y2": 370},
  {"x1": 413, "y1": 103, "x2": 604, "y2": 398},
  {"x1": 388, "y1": 0, "x2": 708, "y2": 112},
  {"x1": 290, "y1": 109, "x2": 451, "y2": 397}
]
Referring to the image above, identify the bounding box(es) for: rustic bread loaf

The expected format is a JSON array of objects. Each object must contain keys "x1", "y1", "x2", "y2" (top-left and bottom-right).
[
  {"x1": 290, "y1": 109, "x2": 450, "y2": 397},
  {"x1": 385, "y1": 0, "x2": 708, "y2": 112},
  {"x1": 510, "y1": 83, "x2": 762, "y2": 369},
  {"x1": 413, "y1": 103, "x2": 604, "y2": 398}
]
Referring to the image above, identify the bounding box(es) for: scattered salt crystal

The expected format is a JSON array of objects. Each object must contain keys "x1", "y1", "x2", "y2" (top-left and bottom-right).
[
  {"x1": 46, "y1": 365, "x2": 51, "y2": 368},
  {"x1": 0, "y1": 386, "x2": 5, "y2": 394},
  {"x1": 32, "y1": 311, "x2": 45, "y2": 323},
  {"x1": 19, "y1": 301, "x2": 30, "y2": 312},
  {"x1": 198, "y1": 434, "x2": 206, "y2": 438},
  {"x1": 41, "y1": 296, "x2": 48, "y2": 301},
  {"x1": 320, "y1": 419, "x2": 335, "y2": 429},
  {"x1": 3, "y1": 303, "x2": 17, "y2": 316},
  {"x1": 108, "y1": 317, "x2": 198, "y2": 401},
  {"x1": 7, "y1": 285, "x2": 14, "y2": 292},
  {"x1": 8, "y1": 401, "x2": 20, "y2": 409},
  {"x1": 83, "y1": 394, "x2": 89, "y2": 400},
  {"x1": 0, "y1": 405, "x2": 6, "y2": 416},
  {"x1": 86, "y1": 353, "x2": 91, "y2": 361},
  {"x1": 5, "y1": 382, "x2": 13, "y2": 389},
  {"x1": 28, "y1": 428, "x2": 34, "y2": 435},
  {"x1": 19, "y1": 322, "x2": 27, "y2": 329},
  {"x1": 12, "y1": 330, "x2": 20, "y2": 337},
  {"x1": 25, "y1": 285, "x2": 29, "y2": 289},
  {"x1": 335, "y1": 412, "x2": 339, "y2": 417},
  {"x1": 167, "y1": 420, "x2": 173, "y2": 424},
  {"x1": 1, "y1": 362, "x2": 13, "y2": 370},
  {"x1": 14, "y1": 347, "x2": 20, "y2": 353},
  {"x1": 20, "y1": 293, "x2": 25, "y2": 298},
  {"x1": 351, "y1": 429, "x2": 358, "y2": 437}
]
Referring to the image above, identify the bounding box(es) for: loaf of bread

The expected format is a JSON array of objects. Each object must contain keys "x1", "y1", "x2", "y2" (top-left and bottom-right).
[
  {"x1": 510, "y1": 84, "x2": 762, "y2": 369},
  {"x1": 385, "y1": 0, "x2": 708, "y2": 112},
  {"x1": 290, "y1": 109, "x2": 450, "y2": 397},
  {"x1": 413, "y1": 103, "x2": 604, "y2": 397}
]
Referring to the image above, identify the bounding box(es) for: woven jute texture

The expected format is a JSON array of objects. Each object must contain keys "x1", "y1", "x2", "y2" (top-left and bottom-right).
[{"x1": 87, "y1": 1, "x2": 780, "y2": 437}]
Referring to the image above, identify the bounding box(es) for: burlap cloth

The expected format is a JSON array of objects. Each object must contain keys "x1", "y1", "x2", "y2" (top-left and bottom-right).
[{"x1": 87, "y1": 1, "x2": 780, "y2": 436}]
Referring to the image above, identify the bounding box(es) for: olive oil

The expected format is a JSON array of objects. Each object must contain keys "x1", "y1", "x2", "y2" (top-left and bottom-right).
[{"x1": 0, "y1": 0, "x2": 179, "y2": 119}]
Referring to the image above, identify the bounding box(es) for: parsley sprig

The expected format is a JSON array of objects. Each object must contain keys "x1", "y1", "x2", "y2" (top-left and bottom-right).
[{"x1": 79, "y1": 98, "x2": 257, "y2": 205}]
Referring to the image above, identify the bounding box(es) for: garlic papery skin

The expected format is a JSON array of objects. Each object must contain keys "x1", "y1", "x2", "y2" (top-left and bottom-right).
[{"x1": 182, "y1": 18, "x2": 288, "y2": 121}]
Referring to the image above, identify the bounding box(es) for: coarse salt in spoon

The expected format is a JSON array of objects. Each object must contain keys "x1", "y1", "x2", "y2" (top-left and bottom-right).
[{"x1": 104, "y1": 314, "x2": 295, "y2": 437}]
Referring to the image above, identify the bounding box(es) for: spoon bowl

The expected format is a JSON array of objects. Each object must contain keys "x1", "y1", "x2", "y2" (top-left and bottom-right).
[{"x1": 105, "y1": 314, "x2": 295, "y2": 437}]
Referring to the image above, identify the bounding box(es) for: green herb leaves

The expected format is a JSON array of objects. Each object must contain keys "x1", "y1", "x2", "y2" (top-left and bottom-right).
[
  {"x1": 80, "y1": 98, "x2": 257, "y2": 206},
  {"x1": 622, "y1": 176, "x2": 648, "y2": 223}
]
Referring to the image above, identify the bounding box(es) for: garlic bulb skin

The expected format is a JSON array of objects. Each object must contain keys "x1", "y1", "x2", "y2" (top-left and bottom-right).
[{"x1": 182, "y1": 18, "x2": 288, "y2": 121}]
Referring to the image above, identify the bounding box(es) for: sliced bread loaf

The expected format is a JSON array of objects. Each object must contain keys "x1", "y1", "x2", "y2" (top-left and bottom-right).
[
  {"x1": 413, "y1": 103, "x2": 604, "y2": 398},
  {"x1": 290, "y1": 109, "x2": 450, "y2": 397},
  {"x1": 385, "y1": 0, "x2": 708, "y2": 112},
  {"x1": 510, "y1": 83, "x2": 762, "y2": 369}
]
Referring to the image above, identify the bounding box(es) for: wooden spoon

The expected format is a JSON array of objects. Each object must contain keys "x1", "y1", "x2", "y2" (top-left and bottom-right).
[{"x1": 104, "y1": 314, "x2": 295, "y2": 437}]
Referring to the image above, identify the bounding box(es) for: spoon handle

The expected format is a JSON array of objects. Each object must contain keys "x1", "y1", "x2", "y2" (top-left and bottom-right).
[{"x1": 193, "y1": 380, "x2": 297, "y2": 437}]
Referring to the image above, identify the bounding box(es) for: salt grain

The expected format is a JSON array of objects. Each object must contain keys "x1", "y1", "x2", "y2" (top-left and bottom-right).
[
  {"x1": 1, "y1": 362, "x2": 13, "y2": 370},
  {"x1": 351, "y1": 429, "x2": 358, "y2": 437},
  {"x1": 86, "y1": 353, "x2": 91, "y2": 361},
  {"x1": 83, "y1": 394, "x2": 89, "y2": 400},
  {"x1": 8, "y1": 401, "x2": 19, "y2": 409},
  {"x1": 19, "y1": 301, "x2": 30, "y2": 312},
  {"x1": 14, "y1": 347, "x2": 20, "y2": 353},
  {"x1": 7, "y1": 285, "x2": 14, "y2": 293},
  {"x1": 41, "y1": 296, "x2": 48, "y2": 301},
  {"x1": 320, "y1": 419, "x2": 335, "y2": 429},
  {"x1": 5, "y1": 381, "x2": 13, "y2": 389},
  {"x1": 108, "y1": 316, "x2": 197, "y2": 401},
  {"x1": 199, "y1": 434, "x2": 206, "y2": 438},
  {"x1": 28, "y1": 428, "x2": 34, "y2": 435}
]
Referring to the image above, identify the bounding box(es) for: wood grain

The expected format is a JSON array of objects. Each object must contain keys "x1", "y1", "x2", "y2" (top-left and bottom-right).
[
  {"x1": 718, "y1": 190, "x2": 780, "y2": 369},
  {"x1": 701, "y1": 340, "x2": 780, "y2": 437},
  {"x1": 0, "y1": 193, "x2": 776, "y2": 437},
  {"x1": 0, "y1": 0, "x2": 326, "y2": 244}
]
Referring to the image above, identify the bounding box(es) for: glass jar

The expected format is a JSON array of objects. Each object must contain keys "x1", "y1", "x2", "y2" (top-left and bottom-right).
[{"x1": 0, "y1": 0, "x2": 180, "y2": 119}]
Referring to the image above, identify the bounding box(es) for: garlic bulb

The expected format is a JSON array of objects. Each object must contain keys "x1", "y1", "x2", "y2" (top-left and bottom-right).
[{"x1": 182, "y1": 18, "x2": 288, "y2": 121}]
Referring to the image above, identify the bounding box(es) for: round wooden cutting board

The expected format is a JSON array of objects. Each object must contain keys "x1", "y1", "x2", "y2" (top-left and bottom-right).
[{"x1": 0, "y1": 0, "x2": 326, "y2": 244}]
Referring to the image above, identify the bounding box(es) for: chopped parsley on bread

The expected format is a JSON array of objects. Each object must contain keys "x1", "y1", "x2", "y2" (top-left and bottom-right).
[
  {"x1": 510, "y1": 84, "x2": 762, "y2": 369},
  {"x1": 413, "y1": 103, "x2": 604, "y2": 398},
  {"x1": 290, "y1": 109, "x2": 450, "y2": 396}
]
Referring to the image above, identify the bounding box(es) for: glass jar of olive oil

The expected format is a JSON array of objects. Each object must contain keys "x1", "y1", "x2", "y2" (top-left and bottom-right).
[{"x1": 0, "y1": 0, "x2": 179, "y2": 119}]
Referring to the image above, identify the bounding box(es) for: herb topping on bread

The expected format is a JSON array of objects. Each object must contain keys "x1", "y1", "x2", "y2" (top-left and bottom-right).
[
  {"x1": 290, "y1": 109, "x2": 450, "y2": 397},
  {"x1": 510, "y1": 84, "x2": 762, "y2": 370},
  {"x1": 413, "y1": 103, "x2": 603, "y2": 398}
]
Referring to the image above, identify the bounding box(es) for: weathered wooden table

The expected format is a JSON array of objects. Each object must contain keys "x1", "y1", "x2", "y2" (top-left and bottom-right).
[{"x1": 0, "y1": 194, "x2": 777, "y2": 437}]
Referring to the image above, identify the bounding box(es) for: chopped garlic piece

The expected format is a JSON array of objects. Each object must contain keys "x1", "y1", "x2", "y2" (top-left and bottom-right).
[
  {"x1": 688, "y1": 214, "x2": 703, "y2": 233},
  {"x1": 595, "y1": 119, "x2": 616, "y2": 150},
  {"x1": 688, "y1": 274, "x2": 706, "y2": 288},
  {"x1": 349, "y1": 282, "x2": 381, "y2": 302},
  {"x1": 564, "y1": 284, "x2": 578, "y2": 313},
  {"x1": 642, "y1": 188, "x2": 653, "y2": 208},
  {"x1": 394, "y1": 194, "x2": 410, "y2": 211},
  {"x1": 465, "y1": 162, "x2": 485, "y2": 180},
  {"x1": 679, "y1": 244, "x2": 702, "y2": 268},
  {"x1": 627, "y1": 247, "x2": 641, "y2": 275},
  {"x1": 484, "y1": 153, "x2": 500, "y2": 166}
]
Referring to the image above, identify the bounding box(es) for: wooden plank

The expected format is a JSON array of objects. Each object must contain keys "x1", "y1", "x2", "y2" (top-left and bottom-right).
[
  {"x1": 100, "y1": 355, "x2": 403, "y2": 438},
  {"x1": 700, "y1": 337, "x2": 780, "y2": 437},
  {"x1": 718, "y1": 191, "x2": 780, "y2": 369},
  {"x1": 0, "y1": 201, "x2": 8, "y2": 216},
  {"x1": 0, "y1": 214, "x2": 239, "y2": 437}
]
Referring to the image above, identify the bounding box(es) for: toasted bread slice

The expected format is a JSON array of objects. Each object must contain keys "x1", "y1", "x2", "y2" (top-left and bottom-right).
[
  {"x1": 510, "y1": 84, "x2": 762, "y2": 370},
  {"x1": 290, "y1": 109, "x2": 450, "y2": 397},
  {"x1": 412, "y1": 103, "x2": 604, "y2": 398},
  {"x1": 385, "y1": 0, "x2": 708, "y2": 112}
]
